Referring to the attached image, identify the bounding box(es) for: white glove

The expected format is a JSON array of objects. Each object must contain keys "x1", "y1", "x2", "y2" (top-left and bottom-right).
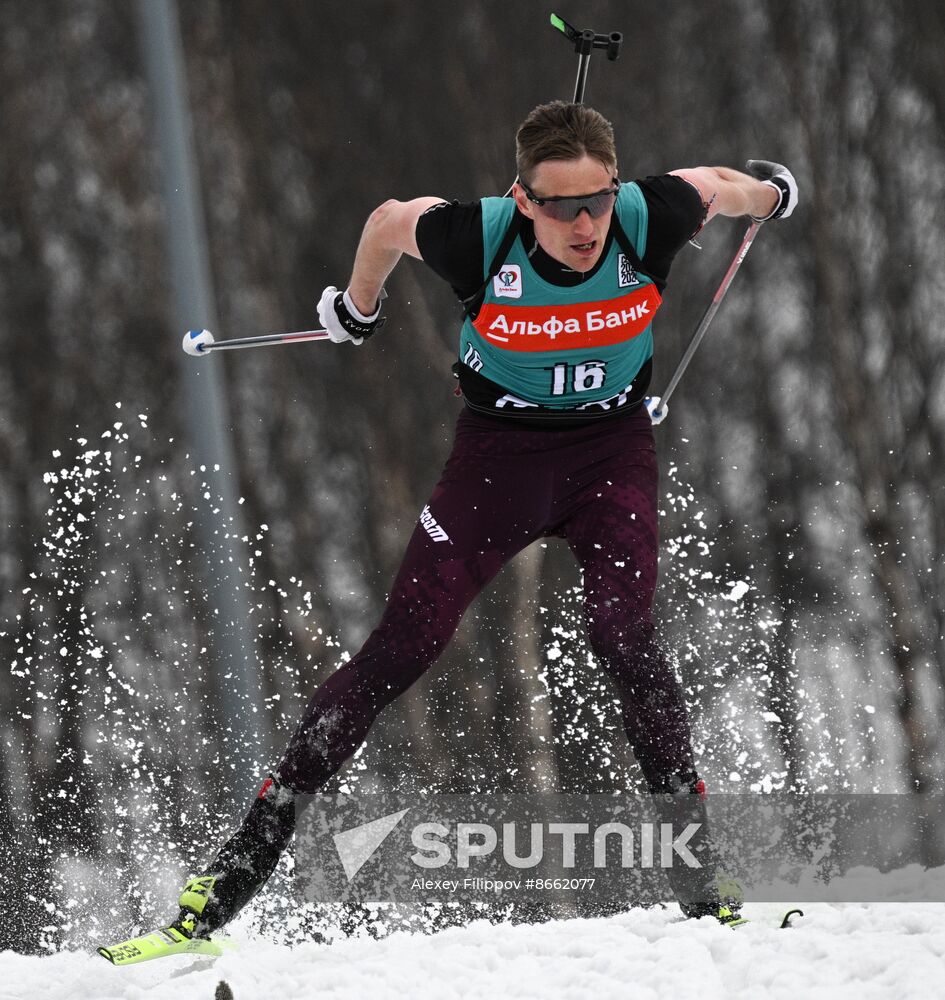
[
  {"x1": 746, "y1": 160, "x2": 798, "y2": 221},
  {"x1": 317, "y1": 286, "x2": 386, "y2": 345}
]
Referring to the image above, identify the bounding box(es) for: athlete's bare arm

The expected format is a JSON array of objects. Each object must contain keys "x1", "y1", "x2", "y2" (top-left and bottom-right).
[
  {"x1": 670, "y1": 167, "x2": 779, "y2": 223},
  {"x1": 347, "y1": 197, "x2": 446, "y2": 315}
]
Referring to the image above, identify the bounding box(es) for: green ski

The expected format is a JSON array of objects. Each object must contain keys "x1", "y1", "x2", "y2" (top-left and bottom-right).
[
  {"x1": 97, "y1": 924, "x2": 235, "y2": 966},
  {"x1": 720, "y1": 907, "x2": 805, "y2": 930},
  {"x1": 718, "y1": 905, "x2": 750, "y2": 928}
]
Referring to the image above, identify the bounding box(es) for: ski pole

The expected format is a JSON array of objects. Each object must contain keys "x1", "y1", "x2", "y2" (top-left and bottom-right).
[
  {"x1": 182, "y1": 327, "x2": 332, "y2": 356},
  {"x1": 646, "y1": 219, "x2": 763, "y2": 425}
]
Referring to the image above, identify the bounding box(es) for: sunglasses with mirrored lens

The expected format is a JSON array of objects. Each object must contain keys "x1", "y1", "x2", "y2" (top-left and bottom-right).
[{"x1": 518, "y1": 177, "x2": 620, "y2": 222}]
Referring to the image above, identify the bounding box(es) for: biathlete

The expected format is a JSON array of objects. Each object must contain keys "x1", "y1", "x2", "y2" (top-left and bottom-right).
[{"x1": 171, "y1": 100, "x2": 798, "y2": 934}]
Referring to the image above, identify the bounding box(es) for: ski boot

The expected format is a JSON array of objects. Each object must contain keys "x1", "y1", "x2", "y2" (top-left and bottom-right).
[
  {"x1": 175, "y1": 774, "x2": 301, "y2": 939},
  {"x1": 651, "y1": 771, "x2": 745, "y2": 927}
]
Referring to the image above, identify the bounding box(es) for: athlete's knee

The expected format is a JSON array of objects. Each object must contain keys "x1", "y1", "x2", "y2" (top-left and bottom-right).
[
  {"x1": 375, "y1": 560, "x2": 487, "y2": 660},
  {"x1": 278, "y1": 662, "x2": 391, "y2": 792},
  {"x1": 585, "y1": 601, "x2": 655, "y2": 666}
]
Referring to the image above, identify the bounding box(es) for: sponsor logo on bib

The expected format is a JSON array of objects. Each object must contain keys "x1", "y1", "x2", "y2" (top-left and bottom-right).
[
  {"x1": 493, "y1": 264, "x2": 522, "y2": 298},
  {"x1": 472, "y1": 284, "x2": 662, "y2": 352}
]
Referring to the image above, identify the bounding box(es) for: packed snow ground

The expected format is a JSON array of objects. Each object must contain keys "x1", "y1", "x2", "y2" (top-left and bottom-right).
[{"x1": 5, "y1": 902, "x2": 945, "y2": 1000}]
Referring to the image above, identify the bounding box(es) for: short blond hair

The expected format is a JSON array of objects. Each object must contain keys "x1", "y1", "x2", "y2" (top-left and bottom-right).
[{"x1": 515, "y1": 101, "x2": 617, "y2": 183}]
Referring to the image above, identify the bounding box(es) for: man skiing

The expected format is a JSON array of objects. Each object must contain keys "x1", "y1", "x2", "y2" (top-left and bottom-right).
[{"x1": 173, "y1": 101, "x2": 798, "y2": 937}]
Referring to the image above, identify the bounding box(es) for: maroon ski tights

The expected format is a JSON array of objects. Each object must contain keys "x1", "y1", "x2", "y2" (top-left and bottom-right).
[{"x1": 277, "y1": 404, "x2": 695, "y2": 794}]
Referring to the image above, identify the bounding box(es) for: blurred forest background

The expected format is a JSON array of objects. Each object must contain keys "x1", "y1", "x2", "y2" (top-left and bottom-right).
[{"x1": 1, "y1": 0, "x2": 944, "y2": 953}]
